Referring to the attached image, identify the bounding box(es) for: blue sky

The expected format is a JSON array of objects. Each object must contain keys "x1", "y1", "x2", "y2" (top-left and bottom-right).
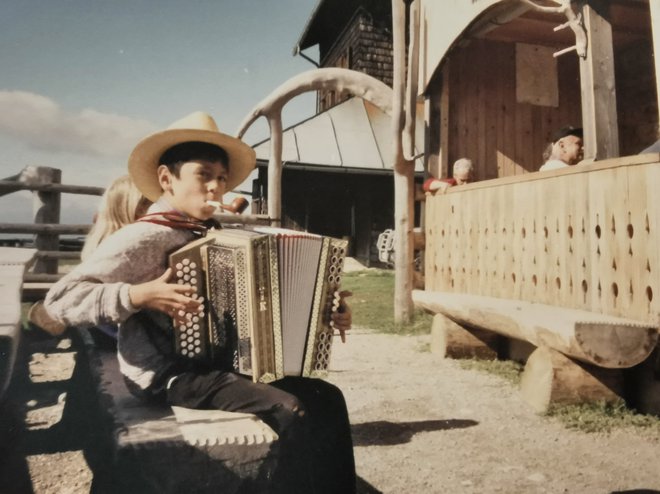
[{"x1": 0, "y1": 0, "x2": 319, "y2": 224}]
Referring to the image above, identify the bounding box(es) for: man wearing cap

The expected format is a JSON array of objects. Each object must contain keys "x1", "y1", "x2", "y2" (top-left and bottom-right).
[
  {"x1": 539, "y1": 126, "x2": 584, "y2": 171},
  {"x1": 43, "y1": 112, "x2": 356, "y2": 493}
]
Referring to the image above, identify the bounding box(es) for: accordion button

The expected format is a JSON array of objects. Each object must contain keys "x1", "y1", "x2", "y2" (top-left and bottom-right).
[
  {"x1": 191, "y1": 278, "x2": 198, "y2": 285},
  {"x1": 177, "y1": 270, "x2": 183, "y2": 277},
  {"x1": 179, "y1": 325, "x2": 186, "y2": 332},
  {"x1": 190, "y1": 262, "x2": 197, "y2": 269},
  {"x1": 183, "y1": 266, "x2": 190, "y2": 273},
  {"x1": 190, "y1": 270, "x2": 197, "y2": 277},
  {"x1": 182, "y1": 258, "x2": 190, "y2": 265},
  {"x1": 193, "y1": 324, "x2": 200, "y2": 330},
  {"x1": 175, "y1": 263, "x2": 183, "y2": 270}
]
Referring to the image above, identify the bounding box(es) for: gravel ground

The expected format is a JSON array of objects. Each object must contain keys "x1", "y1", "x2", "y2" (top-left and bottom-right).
[
  {"x1": 2, "y1": 327, "x2": 660, "y2": 494},
  {"x1": 3, "y1": 257, "x2": 660, "y2": 494}
]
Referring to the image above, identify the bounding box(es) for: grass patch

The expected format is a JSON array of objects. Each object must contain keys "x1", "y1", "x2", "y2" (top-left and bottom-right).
[
  {"x1": 546, "y1": 400, "x2": 660, "y2": 434},
  {"x1": 341, "y1": 269, "x2": 432, "y2": 335},
  {"x1": 457, "y1": 358, "x2": 524, "y2": 385}
]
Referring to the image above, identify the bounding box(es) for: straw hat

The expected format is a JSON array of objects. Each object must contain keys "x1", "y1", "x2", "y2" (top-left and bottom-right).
[{"x1": 128, "y1": 111, "x2": 256, "y2": 202}]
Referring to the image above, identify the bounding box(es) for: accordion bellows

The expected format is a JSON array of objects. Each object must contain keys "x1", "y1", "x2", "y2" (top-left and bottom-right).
[{"x1": 169, "y1": 227, "x2": 348, "y2": 383}]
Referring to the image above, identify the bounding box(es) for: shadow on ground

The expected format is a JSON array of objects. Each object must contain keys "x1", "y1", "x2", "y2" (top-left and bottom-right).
[{"x1": 351, "y1": 419, "x2": 478, "y2": 447}]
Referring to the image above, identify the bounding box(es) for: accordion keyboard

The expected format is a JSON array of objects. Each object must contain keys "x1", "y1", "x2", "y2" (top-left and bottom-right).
[{"x1": 172, "y1": 257, "x2": 207, "y2": 358}]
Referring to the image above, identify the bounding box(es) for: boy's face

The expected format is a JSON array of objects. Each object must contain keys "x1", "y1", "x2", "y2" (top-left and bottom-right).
[{"x1": 158, "y1": 159, "x2": 228, "y2": 220}]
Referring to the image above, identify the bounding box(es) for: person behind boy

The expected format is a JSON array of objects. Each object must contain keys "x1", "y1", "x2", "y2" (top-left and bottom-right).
[
  {"x1": 43, "y1": 112, "x2": 356, "y2": 493},
  {"x1": 27, "y1": 174, "x2": 151, "y2": 337}
]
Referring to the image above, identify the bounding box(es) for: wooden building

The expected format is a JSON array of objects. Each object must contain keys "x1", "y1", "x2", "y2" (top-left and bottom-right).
[
  {"x1": 410, "y1": 0, "x2": 660, "y2": 413},
  {"x1": 250, "y1": 0, "x2": 422, "y2": 264},
  {"x1": 251, "y1": 97, "x2": 423, "y2": 263},
  {"x1": 295, "y1": 0, "x2": 393, "y2": 112}
]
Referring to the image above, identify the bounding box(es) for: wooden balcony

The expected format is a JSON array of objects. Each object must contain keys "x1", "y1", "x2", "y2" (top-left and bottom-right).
[{"x1": 423, "y1": 153, "x2": 660, "y2": 324}]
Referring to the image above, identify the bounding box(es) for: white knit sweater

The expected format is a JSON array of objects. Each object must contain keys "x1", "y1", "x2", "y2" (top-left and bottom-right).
[{"x1": 44, "y1": 200, "x2": 196, "y2": 392}]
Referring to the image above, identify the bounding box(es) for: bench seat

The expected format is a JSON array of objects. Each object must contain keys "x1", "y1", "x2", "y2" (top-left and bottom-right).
[{"x1": 77, "y1": 328, "x2": 280, "y2": 493}]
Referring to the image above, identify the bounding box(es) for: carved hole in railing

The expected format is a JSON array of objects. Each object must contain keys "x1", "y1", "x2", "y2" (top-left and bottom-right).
[
  {"x1": 512, "y1": 273, "x2": 516, "y2": 283},
  {"x1": 628, "y1": 245, "x2": 633, "y2": 256},
  {"x1": 627, "y1": 224, "x2": 634, "y2": 239},
  {"x1": 522, "y1": 227, "x2": 526, "y2": 238},
  {"x1": 595, "y1": 224, "x2": 602, "y2": 238},
  {"x1": 645, "y1": 214, "x2": 650, "y2": 233},
  {"x1": 612, "y1": 258, "x2": 617, "y2": 271},
  {"x1": 611, "y1": 215, "x2": 616, "y2": 234},
  {"x1": 598, "y1": 281, "x2": 602, "y2": 298},
  {"x1": 441, "y1": 229, "x2": 445, "y2": 237},
  {"x1": 569, "y1": 277, "x2": 573, "y2": 293},
  {"x1": 532, "y1": 274, "x2": 537, "y2": 286},
  {"x1": 647, "y1": 259, "x2": 651, "y2": 272},
  {"x1": 556, "y1": 277, "x2": 561, "y2": 290},
  {"x1": 543, "y1": 226, "x2": 548, "y2": 238},
  {"x1": 568, "y1": 225, "x2": 573, "y2": 238},
  {"x1": 612, "y1": 282, "x2": 619, "y2": 299},
  {"x1": 647, "y1": 286, "x2": 653, "y2": 302}
]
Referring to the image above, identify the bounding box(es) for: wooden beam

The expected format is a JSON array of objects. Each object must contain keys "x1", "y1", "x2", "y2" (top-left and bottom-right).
[
  {"x1": 579, "y1": 0, "x2": 620, "y2": 160},
  {"x1": 412, "y1": 289, "x2": 658, "y2": 368},
  {"x1": 650, "y1": 0, "x2": 660, "y2": 121}
]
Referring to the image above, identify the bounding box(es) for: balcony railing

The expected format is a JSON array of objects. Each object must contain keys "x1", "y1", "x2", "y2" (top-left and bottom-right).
[{"x1": 424, "y1": 153, "x2": 660, "y2": 324}]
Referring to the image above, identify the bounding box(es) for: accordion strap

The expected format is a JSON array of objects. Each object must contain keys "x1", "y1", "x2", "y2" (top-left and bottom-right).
[{"x1": 138, "y1": 211, "x2": 220, "y2": 236}]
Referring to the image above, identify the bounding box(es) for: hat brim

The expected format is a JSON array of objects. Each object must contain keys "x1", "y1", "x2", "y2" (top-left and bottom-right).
[{"x1": 128, "y1": 128, "x2": 256, "y2": 202}]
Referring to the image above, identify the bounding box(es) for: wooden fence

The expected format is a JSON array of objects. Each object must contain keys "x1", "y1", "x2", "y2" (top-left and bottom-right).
[
  {"x1": 0, "y1": 167, "x2": 102, "y2": 293},
  {"x1": 1, "y1": 166, "x2": 271, "y2": 300}
]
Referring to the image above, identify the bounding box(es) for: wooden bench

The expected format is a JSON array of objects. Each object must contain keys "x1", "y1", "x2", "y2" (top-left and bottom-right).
[
  {"x1": 413, "y1": 289, "x2": 660, "y2": 413},
  {"x1": 76, "y1": 328, "x2": 280, "y2": 493},
  {"x1": 0, "y1": 247, "x2": 37, "y2": 399}
]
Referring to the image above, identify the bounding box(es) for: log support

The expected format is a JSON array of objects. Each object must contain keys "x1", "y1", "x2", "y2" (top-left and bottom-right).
[
  {"x1": 624, "y1": 347, "x2": 660, "y2": 416},
  {"x1": 520, "y1": 346, "x2": 623, "y2": 413},
  {"x1": 430, "y1": 313, "x2": 499, "y2": 360}
]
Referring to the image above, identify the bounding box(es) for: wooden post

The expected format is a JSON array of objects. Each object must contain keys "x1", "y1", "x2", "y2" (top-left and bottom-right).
[
  {"x1": 30, "y1": 167, "x2": 61, "y2": 274},
  {"x1": 625, "y1": 348, "x2": 660, "y2": 416},
  {"x1": 578, "y1": 0, "x2": 619, "y2": 161},
  {"x1": 392, "y1": 0, "x2": 414, "y2": 323},
  {"x1": 650, "y1": 0, "x2": 660, "y2": 129},
  {"x1": 430, "y1": 313, "x2": 499, "y2": 360},
  {"x1": 520, "y1": 346, "x2": 624, "y2": 413},
  {"x1": 267, "y1": 114, "x2": 283, "y2": 227}
]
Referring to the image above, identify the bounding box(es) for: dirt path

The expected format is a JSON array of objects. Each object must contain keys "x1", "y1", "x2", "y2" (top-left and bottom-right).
[
  {"x1": 329, "y1": 329, "x2": 660, "y2": 494},
  {"x1": 3, "y1": 327, "x2": 660, "y2": 493}
]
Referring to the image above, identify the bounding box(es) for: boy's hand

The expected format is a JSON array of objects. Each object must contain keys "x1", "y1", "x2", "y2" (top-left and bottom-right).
[
  {"x1": 129, "y1": 268, "x2": 202, "y2": 317},
  {"x1": 330, "y1": 290, "x2": 353, "y2": 343}
]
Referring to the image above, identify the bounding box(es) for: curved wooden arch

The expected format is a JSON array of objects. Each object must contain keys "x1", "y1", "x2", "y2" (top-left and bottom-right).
[{"x1": 235, "y1": 68, "x2": 394, "y2": 226}]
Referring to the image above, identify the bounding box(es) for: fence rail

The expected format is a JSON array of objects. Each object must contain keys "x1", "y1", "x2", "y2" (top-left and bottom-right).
[{"x1": 1, "y1": 166, "x2": 100, "y2": 279}]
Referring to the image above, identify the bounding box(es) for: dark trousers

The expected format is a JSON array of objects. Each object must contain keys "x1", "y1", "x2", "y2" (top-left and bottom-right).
[{"x1": 165, "y1": 370, "x2": 356, "y2": 494}]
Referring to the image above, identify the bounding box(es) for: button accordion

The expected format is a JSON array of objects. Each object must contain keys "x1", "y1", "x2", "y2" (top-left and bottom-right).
[{"x1": 169, "y1": 227, "x2": 348, "y2": 383}]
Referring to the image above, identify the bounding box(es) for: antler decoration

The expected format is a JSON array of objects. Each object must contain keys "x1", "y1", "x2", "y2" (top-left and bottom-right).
[{"x1": 519, "y1": 0, "x2": 587, "y2": 58}]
